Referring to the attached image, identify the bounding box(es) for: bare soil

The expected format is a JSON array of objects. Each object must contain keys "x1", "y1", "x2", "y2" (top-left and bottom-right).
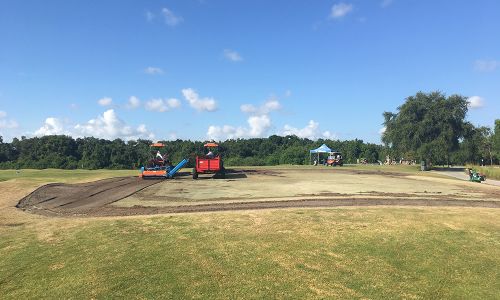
[
  {"x1": 16, "y1": 177, "x2": 161, "y2": 216},
  {"x1": 15, "y1": 168, "x2": 500, "y2": 217}
]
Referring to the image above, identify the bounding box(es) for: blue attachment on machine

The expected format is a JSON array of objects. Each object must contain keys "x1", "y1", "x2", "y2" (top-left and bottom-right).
[
  {"x1": 167, "y1": 158, "x2": 189, "y2": 178},
  {"x1": 140, "y1": 158, "x2": 189, "y2": 179}
]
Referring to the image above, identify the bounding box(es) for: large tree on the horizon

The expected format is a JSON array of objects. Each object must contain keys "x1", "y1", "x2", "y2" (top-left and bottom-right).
[{"x1": 382, "y1": 91, "x2": 469, "y2": 165}]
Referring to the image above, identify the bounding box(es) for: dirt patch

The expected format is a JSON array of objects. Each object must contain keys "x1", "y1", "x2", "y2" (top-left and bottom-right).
[{"x1": 15, "y1": 169, "x2": 500, "y2": 218}]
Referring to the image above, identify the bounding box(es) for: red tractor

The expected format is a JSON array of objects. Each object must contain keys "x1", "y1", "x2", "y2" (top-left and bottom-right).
[{"x1": 192, "y1": 142, "x2": 225, "y2": 179}]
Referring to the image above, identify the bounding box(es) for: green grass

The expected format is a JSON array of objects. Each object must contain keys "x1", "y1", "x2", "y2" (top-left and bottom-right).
[
  {"x1": 466, "y1": 165, "x2": 500, "y2": 180},
  {"x1": 1, "y1": 209, "x2": 499, "y2": 299},
  {"x1": 0, "y1": 169, "x2": 138, "y2": 183}
]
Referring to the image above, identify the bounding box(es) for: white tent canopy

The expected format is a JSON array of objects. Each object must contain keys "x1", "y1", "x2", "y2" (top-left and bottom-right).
[{"x1": 310, "y1": 144, "x2": 332, "y2": 153}]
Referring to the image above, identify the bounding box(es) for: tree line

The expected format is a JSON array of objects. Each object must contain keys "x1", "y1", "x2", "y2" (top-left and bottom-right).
[
  {"x1": 1, "y1": 91, "x2": 498, "y2": 170},
  {"x1": 0, "y1": 135, "x2": 386, "y2": 169}
]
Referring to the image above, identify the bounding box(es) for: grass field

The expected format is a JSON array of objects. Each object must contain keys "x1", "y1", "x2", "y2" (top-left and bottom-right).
[
  {"x1": 1, "y1": 167, "x2": 499, "y2": 299},
  {"x1": 0, "y1": 169, "x2": 138, "y2": 183}
]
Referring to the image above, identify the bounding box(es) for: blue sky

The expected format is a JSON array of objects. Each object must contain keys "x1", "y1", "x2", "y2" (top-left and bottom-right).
[{"x1": 1, "y1": 0, "x2": 499, "y2": 143}]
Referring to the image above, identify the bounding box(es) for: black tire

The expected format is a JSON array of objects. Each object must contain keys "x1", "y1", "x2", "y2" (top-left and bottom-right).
[{"x1": 192, "y1": 168, "x2": 198, "y2": 179}]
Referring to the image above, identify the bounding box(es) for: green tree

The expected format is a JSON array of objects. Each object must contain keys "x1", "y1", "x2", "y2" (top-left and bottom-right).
[
  {"x1": 493, "y1": 119, "x2": 500, "y2": 162},
  {"x1": 382, "y1": 91, "x2": 468, "y2": 165}
]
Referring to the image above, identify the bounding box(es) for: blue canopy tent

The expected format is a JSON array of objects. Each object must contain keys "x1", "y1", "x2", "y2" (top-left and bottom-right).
[{"x1": 309, "y1": 144, "x2": 332, "y2": 165}]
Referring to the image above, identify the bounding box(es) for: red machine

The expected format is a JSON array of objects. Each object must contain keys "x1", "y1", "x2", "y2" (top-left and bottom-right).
[
  {"x1": 326, "y1": 152, "x2": 344, "y2": 166},
  {"x1": 193, "y1": 142, "x2": 225, "y2": 179}
]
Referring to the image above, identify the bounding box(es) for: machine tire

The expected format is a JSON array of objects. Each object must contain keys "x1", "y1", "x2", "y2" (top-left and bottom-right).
[{"x1": 192, "y1": 168, "x2": 198, "y2": 179}]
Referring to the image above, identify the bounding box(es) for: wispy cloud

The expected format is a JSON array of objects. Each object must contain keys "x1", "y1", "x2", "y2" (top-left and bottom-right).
[
  {"x1": 240, "y1": 98, "x2": 281, "y2": 115},
  {"x1": 98, "y1": 97, "x2": 113, "y2": 106},
  {"x1": 0, "y1": 111, "x2": 19, "y2": 130},
  {"x1": 126, "y1": 96, "x2": 141, "y2": 109},
  {"x1": 467, "y1": 96, "x2": 484, "y2": 109},
  {"x1": 330, "y1": 2, "x2": 353, "y2": 19},
  {"x1": 162, "y1": 7, "x2": 183, "y2": 26},
  {"x1": 380, "y1": 0, "x2": 393, "y2": 8},
  {"x1": 474, "y1": 59, "x2": 499, "y2": 72},
  {"x1": 144, "y1": 66, "x2": 164, "y2": 75},
  {"x1": 223, "y1": 49, "x2": 243, "y2": 62},
  {"x1": 145, "y1": 98, "x2": 181, "y2": 112},
  {"x1": 145, "y1": 10, "x2": 155, "y2": 22},
  {"x1": 182, "y1": 88, "x2": 217, "y2": 112}
]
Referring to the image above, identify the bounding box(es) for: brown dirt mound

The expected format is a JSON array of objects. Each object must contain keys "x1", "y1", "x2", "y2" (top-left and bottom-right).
[{"x1": 17, "y1": 177, "x2": 161, "y2": 216}]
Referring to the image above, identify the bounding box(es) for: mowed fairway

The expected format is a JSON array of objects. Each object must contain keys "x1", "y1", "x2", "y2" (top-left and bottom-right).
[{"x1": 1, "y1": 167, "x2": 499, "y2": 299}]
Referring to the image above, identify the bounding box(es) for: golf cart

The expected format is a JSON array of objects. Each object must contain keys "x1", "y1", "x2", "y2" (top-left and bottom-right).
[{"x1": 326, "y1": 152, "x2": 343, "y2": 166}]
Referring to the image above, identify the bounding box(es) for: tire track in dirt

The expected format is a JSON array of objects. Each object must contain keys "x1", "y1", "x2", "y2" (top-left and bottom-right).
[{"x1": 85, "y1": 198, "x2": 498, "y2": 217}]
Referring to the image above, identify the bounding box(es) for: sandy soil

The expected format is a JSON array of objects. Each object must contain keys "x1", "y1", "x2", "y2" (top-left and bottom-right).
[{"x1": 14, "y1": 168, "x2": 500, "y2": 217}]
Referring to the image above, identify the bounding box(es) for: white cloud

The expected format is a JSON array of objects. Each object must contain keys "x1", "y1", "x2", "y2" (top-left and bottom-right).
[
  {"x1": 74, "y1": 109, "x2": 154, "y2": 140},
  {"x1": 145, "y1": 98, "x2": 181, "y2": 112},
  {"x1": 284, "y1": 90, "x2": 292, "y2": 97},
  {"x1": 322, "y1": 131, "x2": 336, "y2": 139},
  {"x1": 207, "y1": 115, "x2": 272, "y2": 141},
  {"x1": 379, "y1": 127, "x2": 386, "y2": 135},
  {"x1": 247, "y1": 115, "x2": 271, "y2": 137},
  {"x1": 98, "y1": 97, "x2": 113, "y2": 106},
  {"x1": 208, "y1": 97, "x2": 282, "y2": 140},
  {"x1": 380, "y1": 0, "x2": 393, "y2": 8},
  {"x1": 0, "y1": 111, "x2": 19, "y2": 130},
  {"x1": 474, "y1": 60, "x2": 499, "y2": 72},
  {"x1": 182, "y1": 88, "x2": 217, "y2": 112},
  {"x1": 144, "y1": 66, "x2": 164, "y2": 75},
  {"x1": 162, "y1": 7, "x2": 183, "y2": 26},
  {"x1": 282, "y1": 120, "x2": 334, "y2": 140},
  {"x1": 240, "y1": 98, "x2": 281, "y2": 115},
  {"x1": 467, "y1": 96, "x2": 484, "y2": 109},
  {"x1": 207, "y1": 125, "x2": 246, "y2": 141},
  {"x1": 126, "y1": 96, "x2": 141, "y2": 109},
  {"x1": 35, "y1": 117, "x2": 67, "y2": 136},
  {"x1": 240, "y1": 104, "x2": 257, "y2": 114},
  {"x1": 223, "y1": 49, "x2": 243, "y2": 62},
  {"x1": 330, "y1": 3, "x2": 353, "y2": 19}
]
